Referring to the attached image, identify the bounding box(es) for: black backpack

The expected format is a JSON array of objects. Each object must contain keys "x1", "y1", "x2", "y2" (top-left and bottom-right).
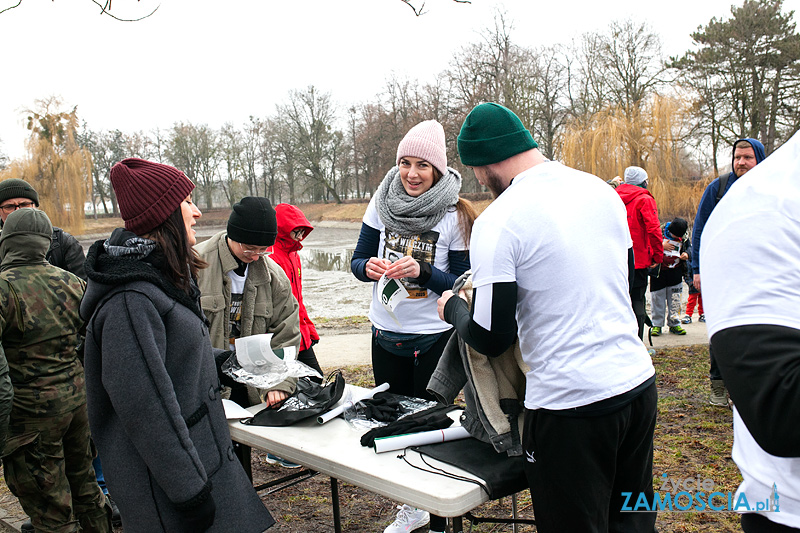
[
  {"x1": 245, "y1": 370, "x2": 346, "y2": 427},
  {"x1": 714, "y1": 174, "x2": 730, "y2": 203}
]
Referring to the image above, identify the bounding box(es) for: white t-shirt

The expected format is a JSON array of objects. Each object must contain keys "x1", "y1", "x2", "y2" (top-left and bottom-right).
[
  {"x1": 470, "y1": 161, "x2": 654, "y2": 411},
  {"x1": 703, "y1": 132, "x2": 800, "y2": 527},
  {"x1": 363, "y1": 196, "x2": 467, "y2": 334},
  {"x1": 227, "y1": 267, "x2": 248, "y2": 350},
  {"x1": 703, "y1": 134, "x2": 800, "y2": 336}
]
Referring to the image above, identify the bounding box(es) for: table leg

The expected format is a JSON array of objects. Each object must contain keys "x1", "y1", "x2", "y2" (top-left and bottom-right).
[
  {"x1": 452, "y1": 515, "x2": 463, "y2": 533},
  {"x1": 512, "y1": 493, "x2": 518, "y2": 533},
  {"x1": 331, "y1": 477, "x2": 341, "y2": 533},
  {"x1": 234, "y1": 442, "x2": 252, "y2": 481}
]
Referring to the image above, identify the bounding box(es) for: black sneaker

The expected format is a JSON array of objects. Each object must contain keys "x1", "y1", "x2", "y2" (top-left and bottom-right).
[
  {"x1": 681, "y1": 315, "x2": 692, "y2": 324},
  {"x1": 699, "y1": 314, "x2": 706, "y2": 323}
]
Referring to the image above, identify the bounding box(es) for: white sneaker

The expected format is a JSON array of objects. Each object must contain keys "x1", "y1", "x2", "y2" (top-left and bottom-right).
[{"x1": 384, "y1": 504, "x2": 430, "y2": 533}]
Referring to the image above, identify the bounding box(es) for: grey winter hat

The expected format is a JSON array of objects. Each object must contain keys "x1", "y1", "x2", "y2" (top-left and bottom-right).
[
  {"x1": 0, "y1": 207, "x2": 52, "y2": 247},
  {"x1": 624, "y1": 166, "x2": 648, "y2": 186},
  {"x1": 0, "y1": 178, "x2": 40, "y2": 207},
  {"x1": 227, "y1": 197, "x2": 278, "y2": 246}
]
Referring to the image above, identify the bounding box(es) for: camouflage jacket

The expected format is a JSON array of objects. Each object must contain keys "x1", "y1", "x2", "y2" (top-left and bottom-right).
[{"x1": 0, "y1": 222, "x2": 87, "y2": 418}]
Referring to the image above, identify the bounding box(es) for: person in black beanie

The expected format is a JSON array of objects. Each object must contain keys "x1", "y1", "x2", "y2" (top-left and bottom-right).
[
  {"x1": 195, "y1": 197, "x2": 304, "y2": 468},
  {"x1": 649, "y1": 217, "x2": 690, "y2": 337},
  {"x1": 0, "y1": 178, "x2": 86, "y2": 278}
]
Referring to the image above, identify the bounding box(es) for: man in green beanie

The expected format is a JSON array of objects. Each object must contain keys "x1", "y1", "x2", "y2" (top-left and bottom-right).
[
  {"x1": 438, "y1": 103, "x2": 658, "y2": 532},
  {"x1": 0, "y1": 178, "x2": 86, "y2": 278}
]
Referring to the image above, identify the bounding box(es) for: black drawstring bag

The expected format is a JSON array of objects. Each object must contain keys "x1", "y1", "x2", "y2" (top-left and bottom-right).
[{"x1": 245, "y1": 370, "x2": 346, "y2": 427}]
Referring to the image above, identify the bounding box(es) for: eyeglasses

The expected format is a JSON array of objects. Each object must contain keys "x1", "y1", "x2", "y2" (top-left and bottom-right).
[
  {"x1": 238, "y1": 242, "x2": 271, "y2": 257},
  {"x1": 0, "y1": 201, "x2": 35, "y2": 213}
]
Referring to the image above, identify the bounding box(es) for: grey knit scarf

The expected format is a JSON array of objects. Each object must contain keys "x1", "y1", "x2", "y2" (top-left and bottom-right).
[{"x1": 376, "y1": 166, "x2": 462, "y2": 235}]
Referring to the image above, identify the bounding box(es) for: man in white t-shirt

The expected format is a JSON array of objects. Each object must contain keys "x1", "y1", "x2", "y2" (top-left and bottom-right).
[
  {"x1": 702, "y1": 132, "x2": 800, "y2": 531},
  {"x1": 438, "y1": 103, "x2": 657, "y2": 532}
]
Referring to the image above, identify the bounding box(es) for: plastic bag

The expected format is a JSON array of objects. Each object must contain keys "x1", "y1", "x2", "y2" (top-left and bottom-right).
[
  {"x1": 245, "y1": 370, "x2": 346, "y2": 427},
  {"x1": 219, "y1": 350, "x2": 322, "y2": 390}
]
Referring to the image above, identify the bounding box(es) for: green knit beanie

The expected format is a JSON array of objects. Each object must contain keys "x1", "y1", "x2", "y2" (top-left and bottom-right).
[
  {"x1": 0, "y1": 178, "x2": 39, "y2": 207},
  {"x1": 457, "y1": 103, "x2": 538, "y2": 166}
]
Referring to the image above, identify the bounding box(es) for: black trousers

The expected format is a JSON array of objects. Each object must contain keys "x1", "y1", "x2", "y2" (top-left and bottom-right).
[
  {"x1": 708, "y1": 342, "x2": 723, "y2": 381},
  {"x1": 371, "y1": 329, "x2": 451, "y2": 531},
  {"x1": 370, "y1": 328, "x2": 452, "y2": 402},
  {"x1": 630, "y1": 269, "x2": 650, "y2": 340},
  {"x1": 298, "y1": 346, "x2": 323, "y2": 383},
  {"x1": 523, "y1": 382, "x2": 658, "y2": 533},
  {"x1": 742, "y1": 513, "x2": 800, "y2": 532}
]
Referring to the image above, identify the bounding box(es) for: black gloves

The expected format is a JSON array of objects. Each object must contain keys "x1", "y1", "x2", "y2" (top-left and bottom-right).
[
  {"x1": 357, "y1": 392, "x2": 404, "y2": 422},
  {"x1": 175, "y1": 492, "x2": 216, "y2": 532}
]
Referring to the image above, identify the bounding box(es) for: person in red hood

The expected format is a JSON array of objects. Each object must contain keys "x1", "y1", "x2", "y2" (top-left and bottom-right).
[
  {"x1": 615, "y1": 166, "x2": 664, "y2": 342},
  {"x1": 271, "y1": 203, "x2": 322, "y2": 380}
]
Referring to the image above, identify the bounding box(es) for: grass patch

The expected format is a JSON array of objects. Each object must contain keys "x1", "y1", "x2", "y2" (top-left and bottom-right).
[{"x1": 652, "y1": 345, "x2": 740, "y2": 532}]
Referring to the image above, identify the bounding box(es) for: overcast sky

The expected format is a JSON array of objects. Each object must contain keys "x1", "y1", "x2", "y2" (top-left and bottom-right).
[{"x1": 2, "y1": 0, "x2": 799, "y2": 161}]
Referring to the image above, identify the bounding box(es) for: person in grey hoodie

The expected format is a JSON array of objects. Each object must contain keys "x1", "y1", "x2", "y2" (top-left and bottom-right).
[{"x1": 80, "y1": 158, "x2": 274, "y2": 533}]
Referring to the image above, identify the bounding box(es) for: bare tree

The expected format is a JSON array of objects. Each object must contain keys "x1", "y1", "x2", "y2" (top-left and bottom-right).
[
  {"x1": 399, "y1": 0, "x2": 470, "y2": 16},
  {"x1": 166, "y1": 122, "x2": 220, "y2": 210},
  {"x1": 280, "y1": 86, "x2": 343, "y2": 203},
  {"x1": 79, "y1": 127, "x2": 126, "y2": 216},
  {"x1": 218, "y1": 122, "x2": 246, "y2": 206},
  {"x1": 1, "y1": 0, "x2": 158, "y2": 20},
  {"x1": 240, "y1": 116, "x2": 263, "y2": 197}
]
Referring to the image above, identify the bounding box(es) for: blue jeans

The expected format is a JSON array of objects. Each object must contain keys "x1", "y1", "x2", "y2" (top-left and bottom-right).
[{"x1": 93, "y1": 456, "x2": 108, "y2": 495}]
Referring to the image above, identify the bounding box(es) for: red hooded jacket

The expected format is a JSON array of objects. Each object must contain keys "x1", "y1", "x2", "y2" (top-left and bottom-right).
[
  {"x1": 615, "y1": 183, "x2": 664, "y2": 269},
  {"x1": 270, "y1": 204, "x2": 318, "y2": 351}
]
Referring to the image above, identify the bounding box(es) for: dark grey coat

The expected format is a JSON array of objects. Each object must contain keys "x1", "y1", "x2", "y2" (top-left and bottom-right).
[{"x1": 81, "y1": 230, "x2": 274, "y2": 533}]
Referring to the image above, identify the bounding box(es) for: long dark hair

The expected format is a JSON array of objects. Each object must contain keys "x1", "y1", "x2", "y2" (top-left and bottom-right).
[{"x1": 147, "y1": 208, "x2": 207, "y2": 293}]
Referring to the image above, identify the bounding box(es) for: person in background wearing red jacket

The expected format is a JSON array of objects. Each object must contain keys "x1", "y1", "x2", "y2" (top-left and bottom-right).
[
  {"x1": 271, "y1": 204, "x2": 323, "y2": 381},
  {"x1": 615, "y1": 166, "x2": 664, "y2": 342}
]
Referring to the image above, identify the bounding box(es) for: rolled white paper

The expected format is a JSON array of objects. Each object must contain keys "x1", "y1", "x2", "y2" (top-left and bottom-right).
[
  {"x1": 316, "y1": 382, "x2": 391, "y2": 424},
  {"x1": 373, "y1": 426, "x2": 471, "y2": 453}
]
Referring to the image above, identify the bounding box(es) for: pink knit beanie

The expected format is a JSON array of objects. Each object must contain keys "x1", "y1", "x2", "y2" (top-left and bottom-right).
[
  {"x1": 396, "y1": 120, "x2": 448, "y2": 176},
  {"x1": 110, "y1": 158, "x2": 195, "y2": 235}
]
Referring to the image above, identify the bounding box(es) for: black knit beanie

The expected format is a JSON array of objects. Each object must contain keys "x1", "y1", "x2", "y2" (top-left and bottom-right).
[
  {"x1": 0, "y1": 178, "x2": 40, "y2": 207},
  {"x1": 668, "y1": 217, "x2": 688, "y2": 238},
  {"x1": 227, "y1": 197, "x2": 278, "y2": 246}
]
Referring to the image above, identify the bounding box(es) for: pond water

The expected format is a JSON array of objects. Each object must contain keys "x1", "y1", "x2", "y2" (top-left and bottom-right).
[{"x1": 297, "y1": 224, "x2": 373, "y2": 320}]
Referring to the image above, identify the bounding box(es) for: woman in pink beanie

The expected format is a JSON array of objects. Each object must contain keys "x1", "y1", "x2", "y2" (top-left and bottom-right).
[{"x1": 350, "y1": 121, "x2": 476, "y2": 533}]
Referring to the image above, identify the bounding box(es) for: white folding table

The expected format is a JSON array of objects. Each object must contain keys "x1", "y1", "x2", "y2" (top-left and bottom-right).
[{"x1": 228, "y1": 387, "x2": 492, "y2": 532}]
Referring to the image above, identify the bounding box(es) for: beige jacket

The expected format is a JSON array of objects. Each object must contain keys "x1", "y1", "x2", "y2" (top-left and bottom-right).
[{"x1": 195, "y1": 231, "x2": 301, "y2": 400}]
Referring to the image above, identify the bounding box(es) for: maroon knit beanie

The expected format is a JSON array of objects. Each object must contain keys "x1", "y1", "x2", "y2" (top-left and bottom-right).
[{"x1": 110, "y1": 158, "x2": 195, "y2": 235}]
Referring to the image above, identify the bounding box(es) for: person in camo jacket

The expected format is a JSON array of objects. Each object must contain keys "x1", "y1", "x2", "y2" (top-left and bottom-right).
[{"x1": 0, "y1": 208, "x2": 111, "y2": 533}]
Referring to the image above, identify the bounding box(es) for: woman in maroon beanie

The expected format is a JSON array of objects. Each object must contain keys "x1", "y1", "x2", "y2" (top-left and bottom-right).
[{"x1": 80, "y1": 158, "x2": 274, "y2": 533}]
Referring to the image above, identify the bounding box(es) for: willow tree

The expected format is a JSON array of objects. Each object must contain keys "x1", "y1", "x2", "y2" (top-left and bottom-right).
[
  {"x1": 1, "y1": 98, "x2": 90, "y2": 234},
  {"x1": 561, "y1": 95, "x2": 702, "y2": 219}
]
